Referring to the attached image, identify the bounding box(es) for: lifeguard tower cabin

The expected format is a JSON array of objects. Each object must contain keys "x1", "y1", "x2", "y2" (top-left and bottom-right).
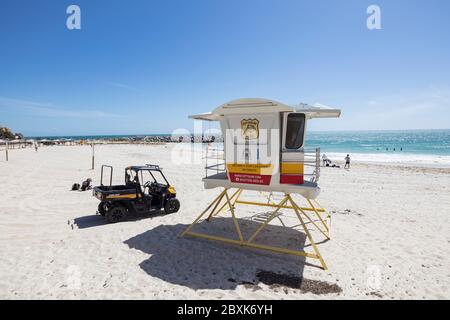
[{"x1": 181, "y1": 98, "x2": 341, "y2": 270}]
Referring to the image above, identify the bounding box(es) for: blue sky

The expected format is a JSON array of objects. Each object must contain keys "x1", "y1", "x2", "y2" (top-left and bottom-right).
[{"x1": 0, "y1": 0, "x2": 449, "y2": 136}]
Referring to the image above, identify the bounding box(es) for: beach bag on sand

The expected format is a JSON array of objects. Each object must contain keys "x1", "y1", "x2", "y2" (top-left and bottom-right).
[
  {"x1": 81, "y1": 178, "x2": 92, "y2": 191},
  {"x1": 71, "y1": 183, "x2": 80, "y2": 191}
]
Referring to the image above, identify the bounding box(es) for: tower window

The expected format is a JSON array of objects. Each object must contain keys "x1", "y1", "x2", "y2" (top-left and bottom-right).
[{"x1": 285, "y1": 113, "x2": 305, "y2": 149}]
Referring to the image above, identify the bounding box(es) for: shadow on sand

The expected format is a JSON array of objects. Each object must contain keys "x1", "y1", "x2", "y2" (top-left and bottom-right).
[
  {"x1": 74, "y1": 211, "x2": 166, "y2": 229},
  {"x1": 123, "y1": 217, "x2": 328, "y2": 291}
]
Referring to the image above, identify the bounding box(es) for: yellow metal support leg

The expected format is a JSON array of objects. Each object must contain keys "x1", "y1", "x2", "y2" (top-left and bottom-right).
[
  {"x1": 225, "y1": 189, "x2": 244, "y2": 242},
  {"x1": 247, "y1": 195, "x2": 290, "y2": 243},
  {"x1": 211, "y1": 188, "x2": 242, "y2": 218},
  {"x1": 288, "y1": 195, "x2": 328, "y2": 270},
  {"x1": 179, "y1": 188, "x2": 228, "y2": 237},
  {"x1": 295, "y1": 205, "x2": 330, "y2": 240},
  {"x1": 205, "y1": 189, "x2": 228, "y2": 221},
  {"x1": 307, "y1": 198, "x2": 330, "y2": 234},
  {"x1": 234, "y1": 199, "x2": 325, "y2": 213},
  {"x1": 312, "y1": 198, "x2": 331, "y2": 237}
]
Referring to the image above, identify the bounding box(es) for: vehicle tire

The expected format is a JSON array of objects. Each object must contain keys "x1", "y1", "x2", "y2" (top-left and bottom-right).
[
  {"x1": 164, "y1": 198, "x2": 180, "y2": 214},
  {"x1": 98, "y1": 202, "x2": 107, "y2": 216},
  {"x1": 105, "y1": 205, "x2": 127, "y2": 223}
]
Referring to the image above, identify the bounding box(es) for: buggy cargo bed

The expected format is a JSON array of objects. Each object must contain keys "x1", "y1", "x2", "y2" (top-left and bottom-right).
[{"x1": 93, "y1": 185, "x2": 138, "y2": 201}]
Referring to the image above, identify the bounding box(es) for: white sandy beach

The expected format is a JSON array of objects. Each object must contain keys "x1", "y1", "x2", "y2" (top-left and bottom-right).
[{"x1": 0, "y1": 144, "x2": 449, "y2": 299}]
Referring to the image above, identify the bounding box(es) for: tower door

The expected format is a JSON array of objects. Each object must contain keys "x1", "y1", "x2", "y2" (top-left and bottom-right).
[{"x1": 280, "y1": 112, "x2": 306, "y2": 185}]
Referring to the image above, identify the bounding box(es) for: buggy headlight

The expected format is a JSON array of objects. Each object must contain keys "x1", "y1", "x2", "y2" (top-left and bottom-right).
[{"x1": 168, "y1": 186, "x2": 176, "y2": 194}]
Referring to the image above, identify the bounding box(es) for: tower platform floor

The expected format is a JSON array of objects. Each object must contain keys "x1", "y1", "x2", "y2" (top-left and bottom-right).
[{"x1": 203, "y1": 173, "x2": 321, "y2": 200}]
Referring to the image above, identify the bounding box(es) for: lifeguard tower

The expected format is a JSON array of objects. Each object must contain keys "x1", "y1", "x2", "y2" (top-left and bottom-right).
[{"x1": 180, "y1": 98, "x2": 341, "y2": 270}]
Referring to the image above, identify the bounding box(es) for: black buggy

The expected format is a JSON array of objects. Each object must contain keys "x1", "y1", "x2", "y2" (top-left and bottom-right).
[{"x1": 93, "y1": 164, "x2": 180, "y2": 223}]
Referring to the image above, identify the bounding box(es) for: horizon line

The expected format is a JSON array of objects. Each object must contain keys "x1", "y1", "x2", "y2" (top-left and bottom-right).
[{"x1": 24, "y1": 128, "x2": 450, "y2": 138}]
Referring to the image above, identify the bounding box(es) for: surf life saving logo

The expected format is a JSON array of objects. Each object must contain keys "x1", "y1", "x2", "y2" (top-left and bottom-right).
[
  {"x1": 227, "y1": 118, "x2": 273, "y2": 185},
  {"x1": 241, "y1": 119, "x2": 259, "y2": 140}
]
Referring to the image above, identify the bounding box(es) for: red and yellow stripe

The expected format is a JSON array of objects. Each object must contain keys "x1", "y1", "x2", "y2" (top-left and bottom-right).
[{"x1": 280, "y1": 162, "x2": 304, "y2": 185}]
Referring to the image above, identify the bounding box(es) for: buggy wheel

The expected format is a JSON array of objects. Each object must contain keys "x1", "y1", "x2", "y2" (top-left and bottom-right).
[
  {"x1": 164, "y1": 198, "x2": 180, "y2": 214},
  {"x1": 105, "y1": 205, "x2": 127, "y2": 223},
  {"x1": 98, "y1": 202, "x2": 107, "y2": 216}
]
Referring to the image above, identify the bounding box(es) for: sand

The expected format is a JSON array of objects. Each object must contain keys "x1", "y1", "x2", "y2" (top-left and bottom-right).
[{"x1": 0, "y1": 144, "x2": 449, "y2": 299}]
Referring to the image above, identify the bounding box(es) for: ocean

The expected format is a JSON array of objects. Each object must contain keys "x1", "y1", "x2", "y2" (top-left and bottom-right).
[
  {"x1": 306, "y1": 130, "x2": 450, "y2": 167},
  {"x1": 306, "y1": 130, "x2": 450, "y2": 156},
  {"x1": 28, "y1": 130, "x2": 450, "y2": 167}
]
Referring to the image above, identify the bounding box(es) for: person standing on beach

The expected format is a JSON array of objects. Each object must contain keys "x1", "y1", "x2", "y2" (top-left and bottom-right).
[
  {"x1": 322, "y1": 154, "x2": 330, "y2": 166},
  {"x1": 344, "y1": 154, "x2": 351, "y2": 169}
]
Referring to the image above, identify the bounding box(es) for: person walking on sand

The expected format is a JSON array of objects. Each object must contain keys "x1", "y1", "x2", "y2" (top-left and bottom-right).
[
  {"x1": 344, "y1": 154, "x2": 351, "y2": 169},
  {"x1": 322, "y1": 154, "x2": 330, "y2": 166}
]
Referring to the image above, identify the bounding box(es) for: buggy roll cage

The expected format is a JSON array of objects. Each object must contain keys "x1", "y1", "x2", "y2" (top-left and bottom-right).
[
  {"x1": 143, "y1": 164, "x2": 169, "y2": 186},
  {"x1": 100, "y1": 165, "x2": 113, "y2": 187},
  {"x1": 99, "y1": 164, "x2": 170, "y2": 189}
]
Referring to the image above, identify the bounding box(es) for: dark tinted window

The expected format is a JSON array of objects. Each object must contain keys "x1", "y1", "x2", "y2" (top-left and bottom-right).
[{"x1": 285, "y1": 113, "x2": 305, "y2": 149}]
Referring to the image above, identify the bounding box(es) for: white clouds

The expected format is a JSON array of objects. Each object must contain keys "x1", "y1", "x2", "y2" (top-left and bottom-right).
[
  {"x1": 345, "y1": 87, "x2": 450, "y2": 130},
  {"x1": 107, "y1": 82, "x2": 138, "y2": 91},
  {"x1": 372, "y1": 87, "x2": 449, "y2": 115},
  {"x1": 0, "y1": 96, "x2": 126, "y2": 119},
  {"x1": 308, "y1": 87, "x2": 450, "y2": 131}
]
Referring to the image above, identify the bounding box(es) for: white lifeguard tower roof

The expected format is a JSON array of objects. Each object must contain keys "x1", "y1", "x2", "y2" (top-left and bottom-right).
[{"x1": 189, "y1": 98, "x2": 341, "y2": 121}]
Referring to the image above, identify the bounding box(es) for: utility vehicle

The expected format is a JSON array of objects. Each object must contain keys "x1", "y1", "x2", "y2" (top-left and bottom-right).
[{"x1": 93, "y1": 164, "x2": 180, "y2": 223}]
